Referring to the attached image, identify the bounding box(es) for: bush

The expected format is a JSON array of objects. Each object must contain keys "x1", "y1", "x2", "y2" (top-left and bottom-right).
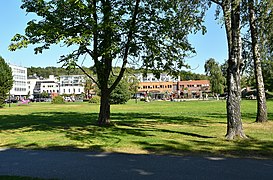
[
  {"x1": 52, "y1": 96, "x2": 65, "y2": 104},
  {"x1": 89, "y1": 96, "x2": 100, "y2": 104}
]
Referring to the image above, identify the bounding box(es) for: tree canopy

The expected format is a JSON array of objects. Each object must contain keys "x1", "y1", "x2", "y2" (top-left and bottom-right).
[
  {"x1": 10, "y1": 0, "x2": 208, "y2": 125},
  {"x1": 0, "y1": 56, "x2": 13, "y2": 108},
  {"x1": 204, "y1": 58, "x2": 225, "y2": 95}
]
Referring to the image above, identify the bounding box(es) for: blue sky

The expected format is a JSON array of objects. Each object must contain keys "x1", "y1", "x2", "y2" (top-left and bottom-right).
[{"x1": 0, "y1": 1, "x2": 227, "y2": 74}]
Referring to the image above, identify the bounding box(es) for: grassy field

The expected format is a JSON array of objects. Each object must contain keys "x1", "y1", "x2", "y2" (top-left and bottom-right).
[{"x1": 0, "y1": 99, "x2": 272, "y2": 159}]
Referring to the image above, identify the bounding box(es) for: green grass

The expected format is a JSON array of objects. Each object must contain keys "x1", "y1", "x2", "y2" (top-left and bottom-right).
[{"x1": 0, "y1": 100, "x2": 272, "y2": 159}]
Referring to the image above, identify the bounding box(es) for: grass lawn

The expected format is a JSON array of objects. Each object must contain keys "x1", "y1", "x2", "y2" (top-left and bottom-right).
[{"x1": 0, "y1": 99, "x2": 272, "y2": 159}]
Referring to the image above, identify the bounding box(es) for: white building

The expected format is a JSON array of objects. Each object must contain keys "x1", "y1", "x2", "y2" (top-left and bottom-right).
[
  {"x1": 134, "y1": 73, "x2": 180, "y2": 83},
  {"x1": 59, "y1": 75, "x2": 85, "y2": 95},
  {"x1": 27, "y1": 75, "x2": 59, "y2": 97},
  {"x1": 9, "y1": 64, "x2": 28, "y2": 98}
]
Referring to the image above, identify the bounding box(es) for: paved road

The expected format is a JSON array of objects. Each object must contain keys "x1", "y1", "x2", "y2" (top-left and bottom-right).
[{"x1": 1, "y1": 148, "x2": 273, "y2": 180}]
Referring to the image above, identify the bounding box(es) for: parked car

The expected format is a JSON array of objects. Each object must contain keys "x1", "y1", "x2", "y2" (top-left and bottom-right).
[
  {"x1": 5, "y1": 99, "x2": 18, "y2": 103},
  {"x1": 64, "y1": 97, "x2": 74, "y2": 102}
]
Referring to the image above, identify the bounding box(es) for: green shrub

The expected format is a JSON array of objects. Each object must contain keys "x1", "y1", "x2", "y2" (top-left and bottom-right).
[
  {"x1": 52, "y1": 96, "x2": 65, "y2": 104},
  {"x1": 89, "y1": 96, "x2": 100, "y2": 104}
]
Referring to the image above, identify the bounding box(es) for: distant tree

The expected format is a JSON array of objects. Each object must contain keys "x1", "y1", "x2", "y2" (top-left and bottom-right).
[
  {"x1": 180, "y1": 70, "x2": 208, "y2": 81},
  {"x1": 95, "y1": 75, "x2": 132, "y2": 104},
  {"x1": 0, "y1": 56, "x2": 13, "y2": 108},
  {"x1": 109, "y1": 78, "x2": 131, "y2": 104},
  {"x1": 52, "y1": 95, "x2": 65, "y2": 104},
  {"x1": 204, "y1": 58, "x2": 225, "y2": 99},
  {"x1": 262, "y1": 60, "x2": 273, "y2": 92},
  {"x1": 10, "y1": 0, "x2": 206, "y2": 126}
]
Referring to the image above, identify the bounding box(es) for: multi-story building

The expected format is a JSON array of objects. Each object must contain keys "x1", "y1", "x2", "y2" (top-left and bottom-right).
[
  {"x1": 134, "y1": 73, "x2": 179, "y2": 99},
  {"x1": 135, "y1": 72, "x2": 210, "y2": 99},
  {"x1": 9, "y1": 64, "x2": 28, "y2": 98},
  {"x1": 59, "y1": 75, "x2": 85, "y2": 95},
  {"x1": 178, "y1": 80, "x2": 210, "y2": 92},
  {"x1": 177, "y1": 80, "x2": 210, "y2": 98},
  {"x1": 135, "y1": 73, "x2": 180, "y2": 82},
  {"x1": 27, "y1": 75, "x2": 59, "y2": 97}
]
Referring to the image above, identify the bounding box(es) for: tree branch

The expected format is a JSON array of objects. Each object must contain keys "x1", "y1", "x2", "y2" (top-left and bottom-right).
[
  {"x1": 210, "y1": 0, "x2": 223, "y2": 6},
  {"x1": 109, "y1": 0, "x2": 140, "y2": 92},
  {"x1": 74, "y1": 63, "x2": 99, "y2": 87}
]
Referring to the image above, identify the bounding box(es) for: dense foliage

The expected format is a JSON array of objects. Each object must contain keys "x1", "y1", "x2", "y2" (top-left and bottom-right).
[
  {"x1": 204, "y1": 58, "x2": 225, "y2": 95},
  {"x1": 52, "y1": 95, "x2": 65, "y2": 104},
  {"x1": 89, "y1": 96, "x2": 100, "y2": 104},
  {"x1": 0, "y1": 56, "x2": 13, "y2": 108}
]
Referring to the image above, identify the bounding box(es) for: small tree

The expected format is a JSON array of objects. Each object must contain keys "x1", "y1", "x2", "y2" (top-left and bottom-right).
[
  {"x1": 52, "y1": 95, "x2": 65, "y2": 104},
  {"x1": 0, "y1": 56, "x2": 13, "y2": 108},
  {"x1": 96, "y1": 75, "x2": 132, "y2": 104},
  {"x1": 204, "y1": 58, "x2": 225, "y2": 100}
]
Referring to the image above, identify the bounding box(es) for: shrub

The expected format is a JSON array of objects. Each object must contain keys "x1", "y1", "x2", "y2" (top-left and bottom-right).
[
  {"x1": 52, "y1": 96, "x2": 65, "y2": 104},
  {"x1": 89, "y1": 96, "x2": 100, "y2": 104}
]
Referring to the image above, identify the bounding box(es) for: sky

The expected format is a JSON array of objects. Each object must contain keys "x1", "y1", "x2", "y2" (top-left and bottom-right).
[{"x1": 0, "y1": 1, "x2": 227, "y2": 74}]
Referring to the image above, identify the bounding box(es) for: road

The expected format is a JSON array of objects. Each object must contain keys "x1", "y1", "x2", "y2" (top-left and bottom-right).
[{"x1": 1, "y1": 148, "x2": 273, "y2": 180}]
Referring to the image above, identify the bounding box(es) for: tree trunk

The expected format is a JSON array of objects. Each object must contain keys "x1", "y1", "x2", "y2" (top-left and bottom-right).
[
  {"x1": 248, "y1": 0, "x2": 268, "y2": 123},
  {"x1": 98, "y1": 88, "x2": 111, "y2": 126},
  {"x1": 225, "y1": 0, "x2": 247, "y2": 140}
]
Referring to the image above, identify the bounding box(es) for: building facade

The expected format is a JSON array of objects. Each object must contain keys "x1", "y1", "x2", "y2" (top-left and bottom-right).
[
  {"x1": 9, "y1": 64, "x2": 28, "y2": 98},
  {"x1": 27, "y1": 75, "x2": 59, "y2": 97},
  {"x1": 59, "y1": 75, "x2": 85, "y2": 95},
  {"x1": 177, "y1": 80, "x2": 210, "y2": 98},
  {"x1": 135, "y1": 73, "x2": 180, "y2": 82},
  {"x1": 136, "y1": 73, "x2": 210, "y2": 99}
]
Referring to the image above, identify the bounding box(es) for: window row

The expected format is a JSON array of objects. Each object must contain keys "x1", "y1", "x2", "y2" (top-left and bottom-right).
[
  {"x1": 13, "y1": 75, "x2": 26, "y2": 80},
  {"x1": 14, "y1": 87, "x2": 26, "y2": 92},
  {"x1": 12, "y1": 68, "x2": 26, "y2": 74},
  {"x1": 14, "y1": 81, "x2": 26, "y2": 86},
  {"x1": 139, "y1": 85, "x2": 173, "y2": 89},
  {"x1": 42, "y1": 85, "x2": 59, "y2": 88},
  {"x1": 43, "y1": 90, "x2": 59, "y2": 93},
  {"x1": 63, "y1": 88, "x2": 82, "y2": 93}
]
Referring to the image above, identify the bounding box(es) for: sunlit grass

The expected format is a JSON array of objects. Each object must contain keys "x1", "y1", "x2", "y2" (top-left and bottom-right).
[{"x1": 0, "y1": 100, "x2": 272, "y2": 158}]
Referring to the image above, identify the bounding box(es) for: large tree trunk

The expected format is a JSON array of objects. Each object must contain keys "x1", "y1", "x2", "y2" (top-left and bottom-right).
[
  {"x1": 224, "y1": 0, "x2": 247, "y2": 140},
  {"x1": 98, "y1": 88, "x2": 111, "y2": 126},
  {"x1": 248, "y1": 0, "x2": 268, "y2": 123}
]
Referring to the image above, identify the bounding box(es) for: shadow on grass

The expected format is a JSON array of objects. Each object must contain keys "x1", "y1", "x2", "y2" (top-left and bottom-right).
[
  {"x1": 205, "y1": 112, "x2": 273, "y2": 122},
  {"x1": 0, "y1": 111, "x2": 272, "y2": 158}
]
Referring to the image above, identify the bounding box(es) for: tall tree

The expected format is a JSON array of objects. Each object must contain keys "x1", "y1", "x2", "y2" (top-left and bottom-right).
[
  {"x1": 247, "y1": 0, "x2": 267, "y2": 122},
  {"x1": 211, "y1": 0, "x2": 247, "y2": 139},
  {"x1": 10, "y1": 0, "x2": 206, "y2": 125},
  {"x1": 204, "y1": 58, "x2": 225, "y2": 99},
  {"x1": 0, "y1": 56, "x2": 13, "y2": 108}
]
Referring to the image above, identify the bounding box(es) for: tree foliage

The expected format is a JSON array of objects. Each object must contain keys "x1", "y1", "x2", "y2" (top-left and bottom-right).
[
  {"x1": 0, "y1": 56, "x2": 13, "y2": 108},
  {"x1": 204, "y1": 58, "x2": 225, "y2": 95},
  {"x1": 10, "y1": 0, "x2": 207, "y2": 125},
  {"x1": 109, "y1": 77, "x2": 131, "y2": 104}
]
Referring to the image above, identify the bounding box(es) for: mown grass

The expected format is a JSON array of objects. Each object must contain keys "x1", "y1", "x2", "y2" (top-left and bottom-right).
[{"x1": 0, "y1": 100, "x2": 272, "y2": 159}]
